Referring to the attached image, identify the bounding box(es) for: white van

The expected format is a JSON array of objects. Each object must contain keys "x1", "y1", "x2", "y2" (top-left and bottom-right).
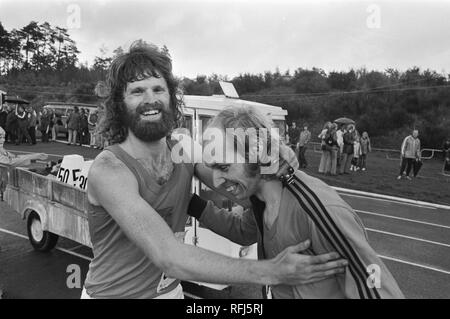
[
  {"x1": 181, "y1": 94, "x2": 287, "y2": 289},
  {"x1": 3, "y1": 94, "x2": 287, "y2": 291}
]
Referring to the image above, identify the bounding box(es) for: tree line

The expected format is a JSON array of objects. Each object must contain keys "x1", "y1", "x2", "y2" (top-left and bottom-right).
[{"x1": 1, "y1": 21, "x2": 449, "y2": 148}]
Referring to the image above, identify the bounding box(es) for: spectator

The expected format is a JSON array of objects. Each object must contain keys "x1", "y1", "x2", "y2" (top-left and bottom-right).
[
  {"x1": 67, "y1": 106, "x2": 81, "y2": 146},
  {"x1": 359, "y1": 131, "x2": 371, "y2": 171},
  {"x1": 340, "y1": 124, "x2": 355, "y2": 175},
  {"x1": 443, "y1": 138, "x2": 450, "y2": 161},
  {"x1": 298, "y1": 123, "x2": 311, "y2": 168},
  {"x1": 0, "y1": 104, "x2": 7, "y2": 135},
  {"x1": 16, "y1": 105, "x2": 32, "y2": 145},
  {"x1": 288, "y1": 121, "x2": 300, "y2": 153},
  {"x1": 318, "y1": 121, "x2": 331, "y2": 174},
  {"x1": 444, "y1": 138, "x2": 450, "y2": 173},
  {"x1": 79, "y1": 108, "x2": 89, "y2": 145},
  {"x1": 350, "y1": 131, "x2": 361, "y2": 171},
  {"x1": 335, "y1": 124, "x2": 345, "y2": 170},
  {"x1": 26, "y1": 106, "x2": 37, "y2": 145},
  {"x1": 39, "y1": 108, "x2": 51, "y2": 143},
  {"x1": 5, "y1": 104, "x2": 18, "y2": 144},
  {"x1": 49, "y1": 109, "x2": 57, "y2": 141},
  {"x1": 398, "y1": 129, "x2": 421, "y2": 180},
  {"x1": 88, "y1": 109, "x2": 99, "y2": 148},
  {"x1": 324, "y1": 123, "x2": 339, "y2": 175},
  {"x1": 0, "y1": 127, "x2": 47, "y2": 166}
]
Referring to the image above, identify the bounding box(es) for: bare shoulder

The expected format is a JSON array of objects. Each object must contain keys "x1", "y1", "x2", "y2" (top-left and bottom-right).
[
  {"x1": 90, "y1": 150, "x2": 125, "y2": 173},
  {"x1": 87, "y1": 150, "x2": 137, "y2": 204}
]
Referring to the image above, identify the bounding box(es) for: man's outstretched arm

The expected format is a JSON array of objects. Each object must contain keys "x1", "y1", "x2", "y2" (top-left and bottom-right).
[{"x1": 88, "y1": 154, "x2": 347, "y2": 286}]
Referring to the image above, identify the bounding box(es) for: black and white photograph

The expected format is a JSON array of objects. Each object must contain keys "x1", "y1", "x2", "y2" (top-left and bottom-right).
[{"x1": 0, "y1": 0, "x2": 449, "y2": 303}]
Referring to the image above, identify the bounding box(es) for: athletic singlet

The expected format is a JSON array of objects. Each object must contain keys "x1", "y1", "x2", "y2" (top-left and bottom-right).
[{"x1": 84, "y1": 141, "x2": 194, "y2": 298}]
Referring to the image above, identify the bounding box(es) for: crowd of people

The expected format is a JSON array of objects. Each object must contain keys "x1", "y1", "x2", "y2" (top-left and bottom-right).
[
  {"x1": 0, "y1": 103, "x2": 39, "y2": 145},
  {"x1": 287, "y1": 121, "x2": 450, "y2": 179},
  {"x1": 287, "y1": 121, "x2": 372, "y2": 177},
  {"x1": 64, "y1": 106, "x2": 107, "y2": 149},
  {"x1": 0, "y1": 102, "x2": 107, "y2": 149}
]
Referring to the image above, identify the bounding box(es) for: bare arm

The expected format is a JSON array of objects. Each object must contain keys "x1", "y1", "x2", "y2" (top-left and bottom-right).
[
  {"x1": 88, "y1": 153, "x2": 346, "y2": 286},
  {"x1": 3, "y1": 153, "x2": 48, "y2": 167}
]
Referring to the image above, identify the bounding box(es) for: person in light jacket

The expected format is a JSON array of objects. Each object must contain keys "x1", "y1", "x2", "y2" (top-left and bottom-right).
[
  {"x1": 359, "y1": 131, "x2": 371, "y2": 171},
  {"x1": 397, "y1": 129, "x2": 421, "y2": 180}
]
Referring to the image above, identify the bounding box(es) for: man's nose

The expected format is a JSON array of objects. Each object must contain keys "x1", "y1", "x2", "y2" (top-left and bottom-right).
[
  {"x1": 212, "y1": 169, "x2": 226, "y2": 189},
  {"x1": 142, "y1": 90, "x2": 158, "y2": 104}
]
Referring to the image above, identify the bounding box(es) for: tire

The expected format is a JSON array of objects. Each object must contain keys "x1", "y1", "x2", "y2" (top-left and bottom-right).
[{"x1": 26, "y1": 211, "x2": 59, "y2": 252}]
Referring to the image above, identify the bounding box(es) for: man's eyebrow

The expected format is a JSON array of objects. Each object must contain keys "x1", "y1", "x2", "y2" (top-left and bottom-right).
[
  {"x1": 129, "y1": 86, "x2": 146, "y2": 91},
  {"x1": 209, "y1": 163, "x2": 230, "y2": 169},
  {"x1": 205, "y1": 162, "x2": 216, "y2": 169}
]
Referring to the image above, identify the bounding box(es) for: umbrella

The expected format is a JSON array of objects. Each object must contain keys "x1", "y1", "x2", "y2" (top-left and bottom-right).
[
  {"x1": 334, "y1": 117, "x2": 355, "y2": 125},
  {"x1": 5, "y1": 96, "x2": 30, "y2": 105}
]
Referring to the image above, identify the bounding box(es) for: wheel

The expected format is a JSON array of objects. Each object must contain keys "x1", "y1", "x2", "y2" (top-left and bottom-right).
[{"x1": 26, "y1": 211, "x2": 59, "y2": 252}]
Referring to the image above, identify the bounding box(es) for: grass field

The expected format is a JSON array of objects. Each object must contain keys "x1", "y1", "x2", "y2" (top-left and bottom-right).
[{"x1": 302, "y1": 146, "x2": 450, "y2": 205}]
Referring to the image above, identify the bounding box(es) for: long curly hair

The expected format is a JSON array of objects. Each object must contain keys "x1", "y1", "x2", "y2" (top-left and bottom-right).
[{"x1": 97, "y1": 41, "x2": 183, "y2": 144}]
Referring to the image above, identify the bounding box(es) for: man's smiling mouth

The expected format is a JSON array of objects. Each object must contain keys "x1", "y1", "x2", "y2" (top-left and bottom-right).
[
  {"x1": 142, "y1": 110, "x2": 161, "y2": 116},
  {"x1": 225, "y1": 182, "x2": 243, "y2": 196},
  {"x1": 140, "y1": 109, "x2": 162, "y2": 120}
]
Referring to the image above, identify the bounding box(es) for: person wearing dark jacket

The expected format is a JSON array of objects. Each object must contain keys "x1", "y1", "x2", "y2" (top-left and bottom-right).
[
  {"x1": 443, "y1": 138, "x2": 450, "y2": 161},
  {"x1": 0, "y1": 104, "x2": 8, "y2": 134},
  {"x1": 340, "y1": 124, "x2": 355, "y2": 174},
  {"x1": 288, "y1": 122, "x2": 300, "y2": 153},
  {"x1": 26, "y1": 106, "x2": 37, "y2": 145},
  {"x1": 16, "y1": 105, "x2": 32, "y2": 145},
  {"x1": 39, "y1": 108, "x2": 51, "y2": 143},
  {"x1": 67, "y1": 106, "x2": 81, "y2": 145},
  {"x1": 5, "y1": 104, "x2": 18, "y2": 144},
  {"x1": 79, "y1": 108, "x2": 89, "y2": 145}
]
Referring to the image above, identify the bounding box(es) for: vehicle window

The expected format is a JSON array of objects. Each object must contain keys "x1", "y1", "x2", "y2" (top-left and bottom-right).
[
  {"x1": 182, "y1": 115, "x2": 193, "y2": 135},
  {"x1": 273, "y1": 120, "x2": 286, "y2": 142}
]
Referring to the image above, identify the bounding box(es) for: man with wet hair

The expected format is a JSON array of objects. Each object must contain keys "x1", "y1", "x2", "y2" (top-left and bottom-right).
[
  {"x1": 83, "y1": 41, "x2": 347, "y2": 299},
  {"x1": 187, "y1": 105, "x2": 404, "y2": 298}
]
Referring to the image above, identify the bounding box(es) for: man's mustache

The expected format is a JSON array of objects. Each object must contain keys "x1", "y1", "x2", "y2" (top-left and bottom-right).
[{"x1": 135, "y1": 102, "x2": 164, "y2": 114}]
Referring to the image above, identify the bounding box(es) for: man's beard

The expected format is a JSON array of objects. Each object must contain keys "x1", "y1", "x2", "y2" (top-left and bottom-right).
[{"x1": 125, "y1": 102, "x2": 175, "y2": 142}]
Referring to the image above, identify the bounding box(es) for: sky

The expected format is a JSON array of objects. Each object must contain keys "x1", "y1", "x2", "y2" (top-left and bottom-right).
[{"x1": 1, "y1": 0, "x2": 450, "y2": 78}]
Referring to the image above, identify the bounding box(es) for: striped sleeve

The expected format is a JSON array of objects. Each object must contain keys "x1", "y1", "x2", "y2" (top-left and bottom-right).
[{"x1": 286, "y1": 175, "x2": 404, "y2": 299}]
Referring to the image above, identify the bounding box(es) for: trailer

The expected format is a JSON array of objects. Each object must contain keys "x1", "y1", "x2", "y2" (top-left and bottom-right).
[
  {"x1": 0, "y1": 92, "x2": 287, "y2": 290},
  {"x1": 0, "y1": 164, "x2": 91, "y2": 250}
]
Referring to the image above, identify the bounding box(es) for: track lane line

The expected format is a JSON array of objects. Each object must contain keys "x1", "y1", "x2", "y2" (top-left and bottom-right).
[
  {"x1": 0, "y1": 227, "x2": 204, "y2": 299},
  {"x1": 356, "y1": 210, "x2": 450, "y2": 230},
  {"x1": 0, "y1": 227, "x2": 92, "y2": 261},
  {"x1": 339, "y1": 193, "x2": 438, "y2": 210},
  {"x1": 379, "y1": 255, "x2": 450, "y2": 275},
  {"x1": 366, "y1": 228, "x2": 450, "y2": 248}
]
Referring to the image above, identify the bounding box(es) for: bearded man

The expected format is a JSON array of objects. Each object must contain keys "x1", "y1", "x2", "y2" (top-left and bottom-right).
[{"x1": 82, "y1": 42, "x2": 347, "y2": 299}]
